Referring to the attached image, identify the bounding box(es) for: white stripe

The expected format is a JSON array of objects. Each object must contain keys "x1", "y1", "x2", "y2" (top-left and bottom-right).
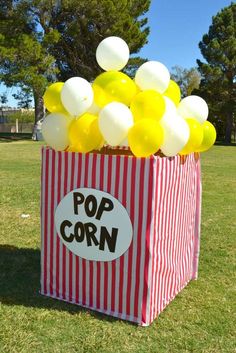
[
  {"x1": 149, "y1": 157, "x2": 158, "y2": 323},
  {"x1": 142, "y1": 158, "x2": 152, "y2": 324},
  {"x1": 129, "y1": 158, "x2": 141, "y2": 318},
  {"x1": 114, "y1": 156, "x2": 124, "y2": 314},
  {"x1": 122, "y1": 156, "x2": 132, "y2": 314},
  {"x1": 65, "y1": 152, "x2": 72, "y2": 300}
]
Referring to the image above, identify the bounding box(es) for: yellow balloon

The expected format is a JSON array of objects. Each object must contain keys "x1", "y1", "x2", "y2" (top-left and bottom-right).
[
  {"x1": 179, "y1": 118, "x2": 203, "y2": 155},
  {"x1": 43, "y1": 82, "x2": 67, "y2": 114},
  {"x1": 128, "y1": 119, "x2": 164, "y2": 158},
  {"x1": 92, "y1": 71, "x2": 137, "y2": 107},
  {"x1": 195, "y1": 121, "x2": 217, "y2": 152},
  {"x1": 68, "y1": 113, "x2": 104, "y2": 153},
  {"x1": 164, "y1": 80, "x2": 181, "y2": 106},
  {"x1": 130, "y1": 90, "x2": 166, "y2": 122}
]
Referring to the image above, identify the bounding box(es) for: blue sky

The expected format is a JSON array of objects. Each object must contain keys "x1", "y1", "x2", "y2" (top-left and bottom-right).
[
  {"x1": 0, "y1": 0, "x2": 232, "y2": 107},
  {"x1": 139, "y1": 0, "x2": 233, "y2": 70}
]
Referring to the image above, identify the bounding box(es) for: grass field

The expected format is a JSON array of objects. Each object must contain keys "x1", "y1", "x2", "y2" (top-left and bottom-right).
[{"x1": 0, "y1": 141, "x2": 235, "y2": 353}]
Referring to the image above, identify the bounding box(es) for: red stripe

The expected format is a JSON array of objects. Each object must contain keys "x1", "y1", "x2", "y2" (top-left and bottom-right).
[
  {"x1": 126, "y1": 156, "x2": 137, "y2": 316},
  {"x1": 91, "y1": 153, "x2": 98, "y2": 187},
  {"x1": 75, "y1": 153, "x2": 82, "y2": 303},
  {"x1": 49, "y1": 150, "x2": 55, "y2": 295},
  {"x1": 40, "y1": 148, "x2": 44, "y2": 293},
  {"x1": 43, "y1": 149, "x2": 49, "y2": 294},
  {"x1": 134, "y1": 158, "x2": 145, "y2": 318},
  {"x1": 75, "y1": 256, "x2": 79, "y2": 302},
  {"x1": 114, "y1": 155, "x2": 121, "y2": 198},
  {"x1": 118, "y1": 156, "x2": 128, "y2": 314},
  {"x1": 89, "y1": 261, "x2": 94, "y2": 307},
  {"x1": 56, "y1": 151, "x2": 62, "y2": 297}
]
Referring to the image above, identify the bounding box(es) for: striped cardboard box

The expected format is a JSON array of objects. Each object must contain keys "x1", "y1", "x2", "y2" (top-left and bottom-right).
[{"x1": 40, "y1": 146, "x2": 201, "y2": 326}]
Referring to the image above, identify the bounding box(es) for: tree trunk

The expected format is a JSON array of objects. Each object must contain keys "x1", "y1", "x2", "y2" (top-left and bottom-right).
[
  {"x1": 225, "y1": 110, "x2": 233, "y2": 144},
  {"x1": 34, "y1": 91, "x2": 44, "y2": 124}
]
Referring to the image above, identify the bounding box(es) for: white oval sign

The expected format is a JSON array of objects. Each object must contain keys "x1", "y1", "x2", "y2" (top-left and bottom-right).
[{"x1": 55, "y1": 188, "x2": 133, "y2": 261}]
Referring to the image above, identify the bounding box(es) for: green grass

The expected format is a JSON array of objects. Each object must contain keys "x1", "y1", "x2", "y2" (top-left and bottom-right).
[{"x1": 0, "y1": 141, "x2": 235, "y2": 353}]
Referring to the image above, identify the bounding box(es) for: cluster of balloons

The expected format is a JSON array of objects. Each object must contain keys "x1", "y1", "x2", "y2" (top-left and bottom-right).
[{"x1": 42, "y1": 36, "x2": 216, "y2": 158}]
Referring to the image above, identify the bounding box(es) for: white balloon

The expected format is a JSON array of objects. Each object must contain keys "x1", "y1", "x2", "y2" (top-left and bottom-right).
[
  {"x1": 87, "y1": 100, "x2": 101, "y2": 115},
  {"x1": 96, "y1": 36, "x2": 130, "y2": 71},
  {"x1": 119, "y1": 137, "x2": 129, "y2": 147},
  {"x1": 42, "y1": 113, "x2": 72, "y2": 151},
  {"x1": 162, "y1": 96, "x2": 177, "y2": 118},
  {"x1": 160, "y1": 114, "x2": 190, "y2": 157},
  {"x1": 99, "y1": 102, "x2": 134, "y2": 146},
  {"x1": 135, "y1": 61, "x2": 170, "y2": 93},
  {"x1": 61, "y1": 77, "x2": 93, "y2": 117},
  {"x1": 177, "y1": 95, "x2": 209, "y2": 124}
]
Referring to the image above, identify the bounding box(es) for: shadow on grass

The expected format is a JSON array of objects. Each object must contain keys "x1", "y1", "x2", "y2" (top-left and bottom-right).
[
  {"x1": 0, "y1": 138, "x2": 14, "y2": 143},
  {"x1": 215, "y1": 141, "x2": 236, "y2": 146},
  {"x1": 0, "y1": 244, "x2": 120, "y2": 323}
]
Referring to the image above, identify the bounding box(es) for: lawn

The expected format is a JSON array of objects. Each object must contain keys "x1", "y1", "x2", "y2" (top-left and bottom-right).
[{"x1": 0, "y1": 141, "x2": 235, "y2": 353}]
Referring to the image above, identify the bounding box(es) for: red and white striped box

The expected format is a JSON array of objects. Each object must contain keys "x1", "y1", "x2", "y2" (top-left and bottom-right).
[{"x1": 40, "y1": 146, "x2": 201, "y2": 326}]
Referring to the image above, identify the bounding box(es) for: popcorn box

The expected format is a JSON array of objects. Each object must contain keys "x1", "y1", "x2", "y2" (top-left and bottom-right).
[{"x1": 40, "y1": 146, "x2": 201, "y2": 326}]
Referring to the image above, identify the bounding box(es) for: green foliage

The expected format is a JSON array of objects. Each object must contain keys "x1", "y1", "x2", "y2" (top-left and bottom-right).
[
  {"x1": 0, "y1": 92, "x2": 8, "y2": 105},
  {"x1": 0, "y1": 0, "x2": 150, "y2": 123},
  {"x1": 123, "y1": 56, "x2": 147, "y2": 78},
  {"x1": 33, "y1": 0, "x2": 150, "y2": 81},
  {"x1": 12, "y1": 88, "x2": 33, "y2": 109},
  {"x1": 171, "y1": 66, "x2": 201, "y2": 97},
  {"x1": 196, "y1": 3, "x2": 236, "y2": 143}
]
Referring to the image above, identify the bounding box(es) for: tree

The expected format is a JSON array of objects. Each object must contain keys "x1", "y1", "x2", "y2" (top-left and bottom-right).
[
  {"x1": 0, "y1": 1, "x2": 60, "y2": 123},
  {"x1": 171, "y1": 66, "x2": 201, "y2": 97},
  {"x1": 12, "y1": 88, "x2": 33, "y2": 109},
  {"x1": 196, "y1": 3, "x2": 236, "y2": 143},
  {"x1": 38, "y1": 0, "x2": 150, "y2": 81},
  {"x1": 0, "y1": 92, "x2": 8, "y2": 106},
  {"x1": 0, "y1": 92, "x2": 8, "y2": 119},
  {"x1": 0, "y1": 0, "x2": 150, "y2": 123}
]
